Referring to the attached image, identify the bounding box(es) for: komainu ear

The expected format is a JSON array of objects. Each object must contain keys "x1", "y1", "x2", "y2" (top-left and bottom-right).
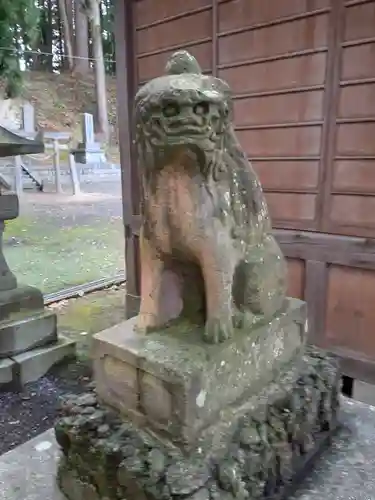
[{"x1": 165, "y1": 51, "x2": 202, "y2": 75}]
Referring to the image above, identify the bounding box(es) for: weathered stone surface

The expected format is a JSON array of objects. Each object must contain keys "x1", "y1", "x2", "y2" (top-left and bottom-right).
[
  {"x1": 0, "y1": 193, "x2": 18, "y2": 219},
  {"x1": 93, "y1": 298, "x2": 306, "y2": 448},
  {"x1": 0, "y1": 357, "x2": 15, "y2": 385},
  {"x1": 134, "y1": 50, "x2": 287, "y2": 344},
  {"x1": 55, "y1": 347, "x2": 340, "y2": 500},
  {"x1": 11, "y1": 335, "x2": 76, "y2": 385},
  {"x1": 0, "y1": 309, "x2": 57, "y2": 357},
  {"x1": 0, "y1": 285, "x2": 44, "y2": 318}
]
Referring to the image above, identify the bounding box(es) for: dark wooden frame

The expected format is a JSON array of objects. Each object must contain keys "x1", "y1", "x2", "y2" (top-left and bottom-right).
[{"x1": 114, "y1": 0, "x2": 375, "y2": 385}]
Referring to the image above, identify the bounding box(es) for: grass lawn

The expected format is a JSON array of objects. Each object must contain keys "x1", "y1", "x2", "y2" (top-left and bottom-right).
[
  {"x1": 49, "y1": 284, "x2": 126, "y2": 360},
  {"x1": 3, "y1": 215, "x2": 125, "y2": 294}
]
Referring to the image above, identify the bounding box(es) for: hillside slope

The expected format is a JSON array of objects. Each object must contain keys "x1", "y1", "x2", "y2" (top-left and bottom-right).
[{"x1": 1, "y1": 71, "x2": 118, "y2": 148}]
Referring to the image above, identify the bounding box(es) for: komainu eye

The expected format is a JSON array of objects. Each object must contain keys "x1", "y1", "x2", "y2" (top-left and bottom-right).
[
  {"x1": 194, "y1": 101, "x2": 210, "y2": 115},
  {"x1": 162, "y1": 102, "x2": 180, "y2": 117}
]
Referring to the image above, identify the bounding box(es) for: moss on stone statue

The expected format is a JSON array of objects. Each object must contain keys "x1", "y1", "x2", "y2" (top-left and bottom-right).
[{"x1": 54, "y1": 347, "x2": 340, "y2": 500}]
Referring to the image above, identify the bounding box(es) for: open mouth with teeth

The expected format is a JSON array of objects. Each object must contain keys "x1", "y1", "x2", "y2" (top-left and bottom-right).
[{"x1": 144, "y1": 98, "x2": 225, "y2": 148}]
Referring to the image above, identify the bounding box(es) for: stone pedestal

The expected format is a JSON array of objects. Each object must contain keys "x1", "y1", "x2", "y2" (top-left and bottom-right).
[
  {"x1": 93, "y1": 299, "x2": 307, "y2": 452},
  {"x1": 54, "y1": 299, "x2": 340, "y2": 500},
  {"x1": 0, "y1": 287, "x2": 75, "y2": 387},
  {"x1": 0, "y1": 193, "x2": 75, "y2": 389}
]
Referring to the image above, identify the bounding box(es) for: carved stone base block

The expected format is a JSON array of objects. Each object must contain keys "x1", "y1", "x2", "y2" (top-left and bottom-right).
[
  {"x1": 55, "y1": 347, "x2": 340, "y2": 500},
  {"x1": 92, "y1": 298, "x2": 307, "y2": 449}
]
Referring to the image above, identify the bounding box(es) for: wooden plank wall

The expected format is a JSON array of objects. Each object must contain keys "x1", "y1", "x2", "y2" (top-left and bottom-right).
[
  {"x1": 322, "y1": 0, "x2": 375, "y2": 238},
  {"x1": 217, "y1": 0, "x2": 330, "y2": 232},
  {"x1": 135, "y1": 0, "x2": 213, "y2": 83},
  {"x1": 130, "y1": 0, "x2": 375, "y2": 382}
]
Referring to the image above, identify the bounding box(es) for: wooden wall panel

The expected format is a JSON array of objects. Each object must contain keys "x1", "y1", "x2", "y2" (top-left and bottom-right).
[
  {"x1": 218, "y1": 53, "x2": 326, "y2": 94},
  {"x1": 332, "y1": 161, "x2": 375, "y2": 194},
  {"x1": 135, "y1": 2, "x2": 212, "y2": 83},
  {"x1": 330, "y1": 196, "x2": 375, "y2": 228},
  {"x1": 218, "y1": 14, "x2": 328, "y2": 65},
  {"x1": 135, "y1": 0, "x2": 211, "y2": 27},
  {"x1": 339, "y1": 83, "x2": 375, "y2": 118},
  {"x1": 266, "y1": 193, "x2": 317, "y2": 226},
  {"x1": 342, "y1": 1, "x2": 375, "y2": 41},
  {"x1": 275, "y1": 229, "x2": 375, "y2": 382},
  {"x1": 337, "y1": 124, "x2": 375, "y2": 156},
  {"x1": 137, "y1": 11, "x2": 211, "y2": 55},
  {"x1": 233, "y1": 91, "x2": 324, "y2": 126},
  {"x1": 236, "y1": 127, "x2": 322, "y2": 158},
  {"x1": 341, "y1": 44, "x2": 375, "y2": 81},
  {"x1": 323, "y1": 0, "x2": 375, "y2": 237},
  {"x1": 218, "y1": 0, "x2": 330, "y2": 32},
  {"x1": 326, "y1": 265, "x2": 375, "y2": 359},
  {"x1": 138, "y1": 42, "x2": 212, "y2": 82},
  {"x1": 254, "y1": 161, "x2": 319, "y2": 192},
  {"x1": 217, "y1": 0, "x2": 330, "y2": 231},
  {"x1": 286, "y1": 259, "x2": 305, "y2": 299}
]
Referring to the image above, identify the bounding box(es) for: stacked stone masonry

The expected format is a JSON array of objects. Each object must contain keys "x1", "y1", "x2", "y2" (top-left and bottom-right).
[{"x1": 55, "y1": 346, "x2": 340, "y2": 500}]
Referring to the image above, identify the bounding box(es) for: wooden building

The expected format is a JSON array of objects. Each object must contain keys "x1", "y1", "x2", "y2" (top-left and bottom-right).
[{"x1": 114, "y1": 0, "x2": 375, "y2": 384}]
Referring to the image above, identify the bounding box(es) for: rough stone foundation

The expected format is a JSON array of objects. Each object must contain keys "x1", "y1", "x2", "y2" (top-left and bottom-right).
[{"x1": 55, "y1": 346, "x2": 340, "y2": 500}]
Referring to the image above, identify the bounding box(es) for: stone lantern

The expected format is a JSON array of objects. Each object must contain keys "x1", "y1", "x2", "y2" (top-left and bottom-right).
[{"x1": 0, "y1": 126, "x2": 75, "y2": 388}]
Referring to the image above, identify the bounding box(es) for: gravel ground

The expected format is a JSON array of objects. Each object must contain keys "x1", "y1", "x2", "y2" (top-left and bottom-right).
[{"x1": 0, "y1": 360, "x2": 92, "y2": 456}]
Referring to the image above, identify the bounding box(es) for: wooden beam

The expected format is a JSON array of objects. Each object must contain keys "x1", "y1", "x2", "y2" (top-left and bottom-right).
[{"x1": 115, "y1": 0, "x2": 141, "y2": 317}]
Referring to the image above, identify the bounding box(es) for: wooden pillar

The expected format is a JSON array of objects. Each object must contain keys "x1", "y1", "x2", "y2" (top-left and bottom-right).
[
  {"x1": 114, "y1": 0, "x2": 141, "y2": 318},
  {"x1": 212, "y1": 0, "x2": 218, "y2": 77}
]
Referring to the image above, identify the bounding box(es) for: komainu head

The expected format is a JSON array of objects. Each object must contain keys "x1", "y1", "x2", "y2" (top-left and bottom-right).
[{"x1": 134, "y1": 51, "x2": 233, "y2": 155}]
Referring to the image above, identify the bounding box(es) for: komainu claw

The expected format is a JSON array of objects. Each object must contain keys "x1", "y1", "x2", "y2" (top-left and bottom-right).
[{"x1": 204, "y1": 317, "x2": 233, "y2": 344}]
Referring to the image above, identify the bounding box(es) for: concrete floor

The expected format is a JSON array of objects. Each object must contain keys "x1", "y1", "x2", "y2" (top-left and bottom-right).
[{"x1": 353, "y1": 380, "x2": 375, "y2": 407}]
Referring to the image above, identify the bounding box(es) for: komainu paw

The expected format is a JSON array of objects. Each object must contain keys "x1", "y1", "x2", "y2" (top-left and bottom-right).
[{"x1": 204, "y1": 316, "x2": 233, "y2": 344}]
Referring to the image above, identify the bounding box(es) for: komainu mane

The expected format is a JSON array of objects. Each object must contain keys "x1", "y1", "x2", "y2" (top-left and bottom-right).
[{"x1": 134, "y1": 50, "x2": 287, "y2": 344}]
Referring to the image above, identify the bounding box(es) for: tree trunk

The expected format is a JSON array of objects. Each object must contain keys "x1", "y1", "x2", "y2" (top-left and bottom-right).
[
  {"x1": 74, "y1": 0, "x2": 90, "y2": 74},
  {"x1": 32, "y1": 0, "x2": 53, "y2": 71},
  {"x1": 46, "y1": 0, "x2": 53, "y2": 70},
  {"x1": 86, "y1": 0, "x2": 109, "y2": 141},
  {"x1": 58, "y1": 0, "x2": 74, "y2": 71},
  {"x1": 66, "y1": 0, "x2": 74, "y2": 35}
]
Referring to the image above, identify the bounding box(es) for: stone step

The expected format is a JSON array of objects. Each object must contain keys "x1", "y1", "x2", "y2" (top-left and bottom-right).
[
  {"x1": 11, "y1": 335, "x2": 76, "y2": 386},
  {"x1": 0, "y1": 310, "x2": 57, "y2": 358},
  {"x1": 0, "y1": 357, "x2": 15, "y2": 385}
]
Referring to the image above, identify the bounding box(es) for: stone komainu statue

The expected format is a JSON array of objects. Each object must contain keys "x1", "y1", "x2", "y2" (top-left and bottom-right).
[{"x1": 134, "y1": 50, "x2": 287, "y2": 344}]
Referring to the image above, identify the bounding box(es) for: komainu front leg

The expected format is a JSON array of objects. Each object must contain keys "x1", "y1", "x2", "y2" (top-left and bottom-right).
[
  {"x1": 136, "y1": 228, "x2": 165, "y2": 333},
  {"x1": 199, "y1": 240, "x2": 236, "y2": 344}
]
